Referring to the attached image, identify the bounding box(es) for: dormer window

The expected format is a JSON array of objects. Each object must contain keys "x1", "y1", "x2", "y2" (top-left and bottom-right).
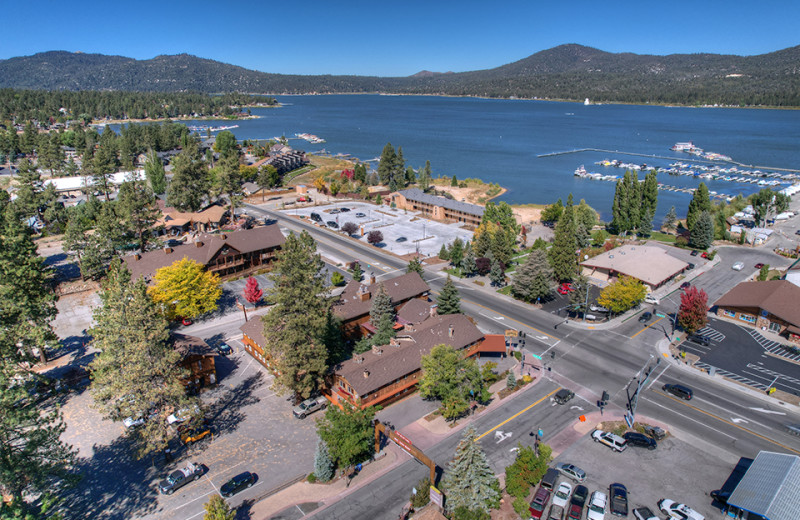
[{"x1": 221, "y1": 246, "x2": 229, "y2": 255}]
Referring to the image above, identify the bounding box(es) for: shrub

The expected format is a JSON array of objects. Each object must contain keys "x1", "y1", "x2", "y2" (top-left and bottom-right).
[
  {"x1": 341, "y1": 222, "x2": 358, "y2": 235},
  {"x1": 367, "y1": 230, "x2": 383, "y2": 245},
  {"x1": 330, "y1": 271, "x2": 345, "y2": 286},
  {"x1": 513, "y1": 496, "x2": 531, "y2": 518},
  {"x1": 506, "y1": 372, "x2": 517, "y2": 390},
  {"x1": 307, "y1": 473, "x2": 317, "y2": 483},
  {"x1": 410, "y1": 477, "x2": 431, "y2": 508}
]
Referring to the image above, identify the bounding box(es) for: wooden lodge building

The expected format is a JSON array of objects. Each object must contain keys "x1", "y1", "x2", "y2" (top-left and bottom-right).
[
  {"x1": 390, "y1": 188, "x2": 484, "y2": 227},
  {"x1": 123, "y1": 224, "x2": 286, "y2": 283},
  {"x1": 172, "y1": 333, "x2": 218, "y2": 393}
]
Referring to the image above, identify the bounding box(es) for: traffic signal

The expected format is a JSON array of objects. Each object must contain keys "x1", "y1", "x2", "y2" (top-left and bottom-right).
[{"x1": 601, "y1": 391, "x2": 610, "y2": 403}]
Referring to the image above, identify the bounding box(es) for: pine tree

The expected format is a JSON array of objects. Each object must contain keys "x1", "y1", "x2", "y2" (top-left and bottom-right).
[
  {"x1": 640, "y1": 170, "x2": 659, "y2": 230},
  {"x1": 610, "y1": 178, "x2": 628, "y2": 233},
  {"x1": 548, "y1": 194, "x2": 578, "y2": 282},
  {"x1": 511, "y1": 249, "x2": 553, "y2": 303},
  {"x1": 314, "y1": 439, "x2": 334, "y2": 482},
  {"x1": 12, "y1": 159, "x2": 44, "y2": 221},
  {"x1": 461, "y1": 244, "x2": 477, "y2": 277},
  {"x1": 438, "y1": 243, "x2": 450, "y2": 261},
  {"x1": 352, "y1": 262, "x2": 363, "y2": 281},
  {"x1": 419, "y1": 160, "x2": 432, "y2": 190},
  {"x1": 214, "y1": 155, "x2": 244, "y2": 218},
  {"x1": 262, "y1": 231, "x2": 331, "y2": 398},
  {"x1": 686, "y1": 183, "x2": 711, "y2": 231},
  {"x1": 451, "y1": 175, "x2": 458, "y2": 187},
  {"x1": 117, "y1": 179, "x2": 160, "y2": 253},
  {"x1": 437, "y1": 276, "x2": 461, "y2": 315},
  {"x1": 568, "y1": 273, "x2": 590, "y2": 315},
  {"x1": 690, "y1": 210, "x2": 714, "y2": 249},
  {"x1": 407, "y1": 257, "x2": 425, "y2": 277},
  {"x1": 369, "y1": 284, "x2": 396, "y2": 345},
  {"x1": 489, "y1": 259, "x2": 505, "y2": 287},
  {"x1": 144, "y1": 150, "x2": 167, "y2": 194},
  {"x1": 449, "y1": 238, "x2": 464, "y2": 267},
  {"x1": 90, "y1": 261, "x2": 193, "y2": 458},
  {"x1": 663, "y1": 206, "x2": 677, "y2": 231},
  {"x1": 506, "y1": 371, "x2": 516, "y2": 390},
  {"x1": 442, "y1": 427, "x2": 500, "y2": 514},
  {"x1": 377, "y1": 143, "x2": 397, "y2": 186},
  {"x1": 166, "y1": 147, "x2": 210, "y2": 212}
]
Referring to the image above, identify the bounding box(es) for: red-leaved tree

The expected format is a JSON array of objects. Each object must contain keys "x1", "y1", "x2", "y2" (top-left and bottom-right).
[
  {"x1": 243, "y1": 277, "x2": 263, "y2": 305},
  {"x1": 367, "y1": 230, "x2": 383, "y2": 245},
  {"x1": 678, "y1": 285, "x2": 708, "y2": 334}
]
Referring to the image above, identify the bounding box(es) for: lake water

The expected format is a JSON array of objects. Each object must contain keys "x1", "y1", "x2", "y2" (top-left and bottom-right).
[{"x1": 147, "y1": 95, "x2": 800, "y2": 221}]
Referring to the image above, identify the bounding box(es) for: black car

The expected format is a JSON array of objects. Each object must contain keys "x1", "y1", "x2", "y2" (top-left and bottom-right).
[
  {"x1": 554, "y1": 389, "x2": 575, "y2": 405},
  {"x1": 690, "y1": 250, "x2": 699, "y2": 256},
  {"x1": 686, "y1": 262, "x2": 695, "y2": 270},
  {"x1": 687, "y1": 334, "x2": 710, "y2": 346},
  {"x1": 609, "y1": 483, "x2": 628, "y2": 517},
  {"x1": 570, "y1": 484, "x2": 589, "y2": 508},
  {"x1": 310, "y1": 213, "x2": 322, "y2": 222},
  {"x1": 623, "y1": 431, "x2": 657, "y2": 450},
  {"x1": 220, "y1": 471, "x2": 256, "y2": 498},
  {"x1": 638, "y1": 312, "x2": 652, "y2": 323},
  {"x1": 216, "y1": 343, "x2": 232, "y2": 356},
  {"x1": 680, "y1": 282, "x2": 691, "y2": 290},
  {"x1": 339, "y1": 207, "x2": 350, "y2": 212},
  {"x1": 710, "y1": 489, "x2": 732, "y2": 506},
  {"x1": 663, "y1": 383, "x2": 693, "y2": 400},
  {"x1": 326, "y1": 221, "x2": 339, "y2": 229},
  {"x1": 396, "y1": 236, "x2": 408, "y2": 242}
]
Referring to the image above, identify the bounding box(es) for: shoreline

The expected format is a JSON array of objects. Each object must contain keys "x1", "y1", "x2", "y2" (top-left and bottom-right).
[{"x1": 91, "y1": 114, "x2": 264, "y2": 125}]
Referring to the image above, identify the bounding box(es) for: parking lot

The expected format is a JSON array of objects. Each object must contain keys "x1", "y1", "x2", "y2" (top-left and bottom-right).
[
  {"x1": 282, "y1": 202, "x2": 473, "y2": 257},
  {"x1": 553, "y1": 424, "x2": 736, "y2": 519}
]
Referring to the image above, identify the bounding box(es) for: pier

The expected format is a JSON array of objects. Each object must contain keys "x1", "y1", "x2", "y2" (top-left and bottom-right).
[{"x1": 538, "y1": 148, "x2": 800, "y2": 174}]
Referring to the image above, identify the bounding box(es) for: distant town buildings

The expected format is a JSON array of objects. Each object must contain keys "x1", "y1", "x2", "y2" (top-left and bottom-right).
[{"x1": 391, "y1": 188, "x2": 484, "y2": 227}]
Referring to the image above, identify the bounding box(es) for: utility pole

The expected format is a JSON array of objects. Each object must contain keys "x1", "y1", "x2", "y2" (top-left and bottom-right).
[{"x1": 624, "y1": 356, "x2": 659, "y2": 428}]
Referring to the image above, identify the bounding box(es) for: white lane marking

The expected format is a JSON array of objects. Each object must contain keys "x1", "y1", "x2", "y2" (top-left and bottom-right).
[
  {"x1": 731, "y1": 417, "x2": 749, "y2": 424},
  {"x1": 749, "y1": 407, "x2": 787, "y2": 415},
  {"x1": 641, "y1": 397, "x2": 736, "y2": 439}
]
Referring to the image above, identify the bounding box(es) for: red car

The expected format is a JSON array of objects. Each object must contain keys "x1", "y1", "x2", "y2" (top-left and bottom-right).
[
  {"x1": 529, "y1": 486, "x2": 552, "y2": 519},
  {"x1": 181, "y1": 317, "x2": 192, "y2": 326},
  {"x1": 755, "y1": 263, "x2": 765, "y2": 269},
  {"x1": 558, "y1": 283, "x2": 574, "y2": 295},
  {"x1": 701, "y1": 251, "x2": 710, "y2": 259}
]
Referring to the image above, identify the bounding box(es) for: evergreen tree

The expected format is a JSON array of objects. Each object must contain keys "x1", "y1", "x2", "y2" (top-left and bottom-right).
[
  {"x1": 663, "y1": 206, "x2": 678, "y2": 231},
  {"x1": 214, "y1": 155, "x2": 244, "y2": 218},
  {"x1": 117, "y1": 179, "x2": 160, "y2": 253},
  {"x1": 610, "y1": 178, "x2": 628, "y2": 233},
  {"x1": 511, "y1": 249, "x2": 553, "y2": 303},
  {"x1": 461, "y1": 244, "x2": 477, "y2": 277},
  {"x1": 574, "y1": 199, "x2": 598, "y2": 233},
  {"x1": 451, "y1": 175, "x2": 458, "y2": 187},
  {"x1": 166, "y1": 147, "x2": 210, "y2": 212},
  {"x1": 506, "y1": 371, "x2": 517, "y2": 390},
  {"x1": 441, "y1": 427, "x2": 500, "y2": 515},
  {"x1": 377, "y1": 143, "x2": 397, "y2": 185},
  {"x1": 405, "y1": 166, "x2": 417, "y2": 186},
  {"x1": 438, "y1": 243, "x2": 450, "y2": 261},
  {"x1": 690, "y1": 210, "x2": 715, "y2": 249},
  {"x1": 369, "y1": 284, "x2": 396, "y2": 345},
  {"x1": 407, "y1": 257, "x2": 425, "y2": 277},
  {"x1": 540, "y1": 199, "x2": 563, "y2": 224},
  {"x1": 686, "y1": 183, "x2": 711, "y2": 231},
  {"x1": 144, "y1": 150, "x2": 167, "y2": 194},
  {"x1": 548, "y1": 194, "x2": 578, "y2": 282},
  {"x1": 262, "y1": 232, "x2": 331, "y2": 398},
  {"x1": 489, "y1": 259, "x2": 505, "y2": 287},
  {"x1": 640, "y1": 170, "x2": 659, "y2": 229},
  {"x1": 437, "y1": 276, "x2": 461, "y2": 315},
  {"x1": 313, "y1": 439, "x2": 334, "y2": 482},
  {"x1": 568, "y1": 273, "x2": 590, "y2": 315},
  {"x1": 419, "y1": 160, "x2": 432, "y2": 190},
  {"x1": 90, "y1": 261, "x2": 193, "y2": 458},
  {"x1": 12, "y1": 158, "x2": 44, "y2": 222},
  {"x1": 353, "y1": 163, "x2": 367, "y2": 184},
  {"x1": 390, "y1": 146, "x2": 406, "y2": 191},
  {"x1": 351, "y1": 261, "x2": 363, "y2": 281},
  {"x1": 449, "y1": 237, "x2": 464, "y2": 267}
]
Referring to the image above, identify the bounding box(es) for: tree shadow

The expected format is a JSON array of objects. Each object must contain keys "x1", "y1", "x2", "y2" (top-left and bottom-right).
[{"x1": 205, "y1": 373, "x2": 266, "y2": 438}]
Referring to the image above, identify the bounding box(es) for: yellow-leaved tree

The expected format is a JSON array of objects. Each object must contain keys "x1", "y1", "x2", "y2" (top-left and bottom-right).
[
  {"x1": 597, "y1": 275, "x2": 647, "y2": 315},
  {"x1": 149, "y1": 258, "x2": 222, "y2": 320}
]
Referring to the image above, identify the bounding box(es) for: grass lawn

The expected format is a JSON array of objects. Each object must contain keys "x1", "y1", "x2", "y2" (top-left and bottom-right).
[
  {"x1": 443, "y1": 267, "x2": 464, "y2": 278},
  {"x1": 648, "y1": 231, "x2": 677, "y2": 243},
  {"x1": 498, "y1": 285, "x2": 513, "y2": 295}
]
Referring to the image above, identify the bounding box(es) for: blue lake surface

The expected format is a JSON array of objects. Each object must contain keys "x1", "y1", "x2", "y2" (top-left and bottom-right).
[{"x1": 133, "y1": 95, "x2": 800, "y2": 221}]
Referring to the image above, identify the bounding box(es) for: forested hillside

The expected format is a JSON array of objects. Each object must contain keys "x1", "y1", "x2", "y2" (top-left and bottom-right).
[{"x1": 1, "y1": 45, "x2": 799, "y2": 106}]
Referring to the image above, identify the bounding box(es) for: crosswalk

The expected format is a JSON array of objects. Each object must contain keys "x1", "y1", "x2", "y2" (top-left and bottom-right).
[
  {"x1": 746, "y1": 363, "x2": 800, "y2": 386},
  {"x1": 694, "y1": 362, "x2": 768, "y2": 391},
  {"x1": 744, "y1": 327, "x2": 800, "y2": 362}
]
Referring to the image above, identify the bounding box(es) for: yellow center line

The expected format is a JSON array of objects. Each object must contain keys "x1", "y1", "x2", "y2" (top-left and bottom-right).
[
  {"x1": 462, "y1": 298, "x2": 558, "y2": 340},
  {"x1": 630, "y1": 315, "x2": 665, "y2": 339},
  {"x1": 657, "y1": 391, "x2": 800, "y2": 456},
  {"x1": 475, "y1": 388, "x2": 560, "y2": 442}
]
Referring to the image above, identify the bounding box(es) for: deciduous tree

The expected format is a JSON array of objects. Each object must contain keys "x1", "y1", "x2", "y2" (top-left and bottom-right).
[
  {"x1": 407, "y1": 257, "x2": 424, "y2": 277},
  {"x1": 678, "y1": 285, "x2": 709, "y2": 335},
  {"x1": 419, "y1": 345, "x2": 485, "y2": 420},
  {"x1": 341, "y1": 221, "x2": 358, "y2": 236},
  {"x1": 597, "y1": 275, "x2": 646, "y2": 315},
  {"x1": 437, "y1": 276, "x2": 461, "y2": 315},
  {"x1": 203, "y1": 494, "x2": 235, "y2": 520},
  {"x1": 367, "y1": 230, "x2": 383, "y2": 245},
  {"x1": 441, "y1": 427, "x2": 500, "y2": 515},
  {"x1": 149, "y1": 258, "x2": 222, "y2": 320},
  {"x1": 316, "y1": 404, "x2": 376, "y2": 469},
  {"x1": 243, "y1": 276, "x2": 263, "y2": 304}
]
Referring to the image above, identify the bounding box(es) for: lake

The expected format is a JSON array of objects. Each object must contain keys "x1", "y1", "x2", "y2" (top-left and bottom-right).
[{"x1": 143, "y1": 95, "x2": 800, "y2": 221}]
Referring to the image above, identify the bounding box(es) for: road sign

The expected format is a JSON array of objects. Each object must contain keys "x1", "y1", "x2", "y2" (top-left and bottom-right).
[
  {"x1": 430, "y1": 486, "x2": 444, "y2": 507},
  {"x1": 531, "y1": 354, "x2": 542, "y2": 360},
  {"x1": 505, "y1": 329, "x2": 519, "y2": 338},
  {"x1": 655, "y1": 312, "x2": 666, "y2": 318}
]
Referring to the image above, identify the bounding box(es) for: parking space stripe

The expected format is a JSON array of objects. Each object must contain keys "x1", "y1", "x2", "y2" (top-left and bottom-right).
[
  {"x1": 694, "y1": 362, "x2": 768, "y2": 391},
  {"x1": 744, "y1": 327, "x2": 800, "y2": 362}
]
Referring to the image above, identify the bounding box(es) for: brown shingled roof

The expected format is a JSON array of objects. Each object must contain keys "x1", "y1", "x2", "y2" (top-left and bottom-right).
[
  {"x1": 123, "y1": 224, "x2": 285, "y2": 281},
  {"x1": 240, "y1": 316, "x2": 267, "y2": 348},
  {"x1": 397, "y1": 298, "x2": 435, "y2": 326},
  {"x1": 333, "y1": 272, "x2": 430, "y2": 321},
  {"x1": 172, "y1": 333, "x2": 216, "y2": 359},
  {"x1": 715, "y1": 280, "x2": 800, "y2": 327},
  {"x1": 334, "y1": 314, "x2": 483, "y2": 398}
]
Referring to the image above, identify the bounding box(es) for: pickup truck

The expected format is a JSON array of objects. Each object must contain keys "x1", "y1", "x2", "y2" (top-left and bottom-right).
[
  {"x1": 293, "y1": 395, "x2": 329, "y2": 419},
  {"x1": 158, "y1": 462, "x2": 204, "y2": 495},
  {"x1": 609, "y1": 483, "x2": 628, "y2": 517}
]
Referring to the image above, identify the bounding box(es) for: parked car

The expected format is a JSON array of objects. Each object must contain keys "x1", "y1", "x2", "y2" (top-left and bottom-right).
[
  {"x1": 554, "y1": 389, "x2": 575, "y2": 405},
  {"x1": 326, "y1": 221, "x2": 339, "y2": 229},
  {"x1": 567, "y1": 485, "x2": 589, "y2": 520},
  {"x1": 181, "y1": 317, "x2": 193, "y2": 326},
  {"x1": 687, "y1": 334, "x2": 710, "y2": 347},
  {"x1": 680, "y1": 282, "x2": 691, "y2": 290},
  {"x1": 355, "y1": 212, "x2": 366, "y2": 218},
  {"x1": 158, "y1": 462, "x2": 204, "y2": 495},
  {"x1": 310, "y1": 212, "x2": 322, "y2": 222},
  {"x1": 662, "y1": 383, "x2": 693, "y2": 400},
  {"x1": 638, "y1": 312, "x2": 652, "y2": 323},
  {"x1": 179, "y1": 422, "x2": 213, "y2": 445},
  {"x1": 167, "y1": 404, "x2": 200, "y2": 425},
  {"x1": 644, "y1": 294, "x2": 659, "y2": 305},
  {"x1": 690, "y1": 250, "x2": 699, "y2": 256},
  {"x1": 709, "y1": 489, "x2": 732, "y2": 506},
  {"x1": 329, "y1": 209, "x2": 341, "y2": 214},
  {"x1": 701, "y1": 251, "x2": 710, "y2": 259},
  {"x1": 548, "y1": 504, "x2": 565, "y2": 520},
  {"x1": 557, "y1": 463, "x2": 586, "y2": 483},
  {"x1": 592, "y1": 429, "x2": 627, "y2": 452},
  {"x1": 589, "y1": 304, "x2": 609, "y2": 313},
  {"x1": 754, "y1": 263, "x2": 765, "y2": 269},
  {"x1": 541, "y1": 468, "x2": 560, "y2": 492},
  {"x1": 215, "y1": 343, "x2": 232, "y2": 356},
  {"x1": 658, "y1": 499, "x2": 705, "y2": 520},
  {"x1": 529, "y1": 486, "x2": 553, "y2": 519},
  {"x1": 732, "y1": 261, "x2": 744, "y2": 271},
  {"x1": 396, "y1": 236, "x2": 408, "y2": 242},
  {"x1": 557, "y1": 283, "x2": 575, "y2": 295},
  {"x1": 686, "y1": 262, "x2": 695, "y2": 270},
  {"x1": 220, "y1": 471, "x2": 256, "y2": 498},
  {"x1": 643, "y1": 425, "x2": 667, "y2": 440},
  {"x1": 795, "y1": 229, "x2": 800, "y2": 236},
  {"x1": 632, "y1": 506, "x2": 659, "y2": 520},
  {"x1": 623, "y1": 431, "x2": 657, "y2": 450},
  {"x1": 552, "y1": 482, "x2": 573, "y2": 509},
  {"x1": 609, "y1": 483, "x2": 628, "y2": 517},
  {"x1": 292, "y1": 395, "x2": 328, "y2": 419},
  {"x1": 339, "y1": 207, "x2": 350, "y2": 212},
  {"x1": 587, "y1": 490, "x2": 607, "y2": 520}
]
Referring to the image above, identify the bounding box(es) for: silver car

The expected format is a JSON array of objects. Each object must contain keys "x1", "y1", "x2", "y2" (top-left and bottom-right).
[
  {"x1": 292, "y1": 395, "x2": 328, "y2": 419},
  {"x1": 557, "y1": 463, "x2": 587, "y2": 483}
]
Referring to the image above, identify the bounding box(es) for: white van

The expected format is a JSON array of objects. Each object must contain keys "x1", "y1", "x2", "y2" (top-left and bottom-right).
[{"x1": 645, "y1": 294, "x2": 660, "y2": 305}]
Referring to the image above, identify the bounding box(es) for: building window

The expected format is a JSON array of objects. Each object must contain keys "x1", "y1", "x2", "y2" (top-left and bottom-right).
[
  {"x1": 739, "y1": 314, "x2": 756, "y2": 323},
  {"x1": 769, "y1": 322, "x2": 781, "y2": 333},
  {"x1": 723, "y1": 309, "x2": 735, "y2": 318}
]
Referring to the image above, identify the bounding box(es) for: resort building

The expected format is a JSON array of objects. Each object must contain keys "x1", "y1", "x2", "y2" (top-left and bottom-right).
[
  {"x1": 240, "y1": 317, "x2": 278, "y2": 373},
  {"x1": 390, "y1": 188, "x2": 484, "y2": 227},
  {"x1": 123, "y1": 224, "x2": 285, "y2": 283},
  {"x1": 714, "y1": 280, "x2": 800, "y2": 343},
  {"x1": 580, "y1": 244, "x2": 689, "y2": 290},
  {"x1": 724, "y1": 451, "x2": 800, "y2": 520},
  {"x1": 172, "y1": 333, "x2": 218, "y2": 393}
]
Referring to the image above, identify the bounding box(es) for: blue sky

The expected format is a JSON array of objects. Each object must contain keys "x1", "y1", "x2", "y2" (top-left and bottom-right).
[{"x1": 2, "y1": 0, "x2": 797, "y2": 77}]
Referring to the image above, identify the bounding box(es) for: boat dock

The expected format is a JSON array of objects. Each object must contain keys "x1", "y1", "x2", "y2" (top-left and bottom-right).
[{"x1": 539, "y1": 148, "x2": 800, "y2": 173}]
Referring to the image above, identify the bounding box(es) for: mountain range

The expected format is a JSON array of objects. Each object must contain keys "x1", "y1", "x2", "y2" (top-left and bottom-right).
[{"x1": 1, "y1": 44, "x2": 798, "y2": 106}]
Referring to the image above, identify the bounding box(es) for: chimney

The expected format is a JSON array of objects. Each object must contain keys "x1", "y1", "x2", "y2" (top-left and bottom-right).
[
  {"x1": 369, "y1": 273, "x2": 376, "y2": 285},
  {"x1": 390, "y1": 337, "x2": 399, "y2": 347},
  {"x1": 358, "y1": 284, "x2": 370, "y2": 302},
  {"x1": 164, "y1": 247, "x2": 172, "y2": 254},
  {"x1": 448, "y1": 325, "x2": 454, "y2": 338},
  {"x1": 371, "y1": 345, "x2": 382, "y2": 355},
  {"x1": 429, "y1": 304, "x2": 438, "y2": 318},
  {"x1": 195, "y1": 241, "x2": 204, "y2": 248},
  {"x1": 363, "y1": 369, "x2": 370, "y2": 378},
  {"x1": 221, "y1": 233, "x2": 227, "y2": 239}
]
